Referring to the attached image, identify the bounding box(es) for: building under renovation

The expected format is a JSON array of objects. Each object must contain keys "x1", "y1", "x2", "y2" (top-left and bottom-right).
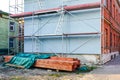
[
  {"x1": 0, "y1": 10, "x2": 19, "y2": 54},
  {"x1": 10, "y1": 0, "x2": 120, "y2": 64}
]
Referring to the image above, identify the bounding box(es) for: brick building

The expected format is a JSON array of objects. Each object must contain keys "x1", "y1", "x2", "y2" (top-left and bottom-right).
[{"x1": 101, "y1": 0, "x2": 120, "y2": 63}]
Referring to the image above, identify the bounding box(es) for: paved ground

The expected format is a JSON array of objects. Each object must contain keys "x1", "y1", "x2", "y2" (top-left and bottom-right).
[
  {"x1": 81, "y1": 55, "x2": 120, "y2": 80},
  {"x1": 90, "y1": 55, "x2": 120, "y2": 74}
]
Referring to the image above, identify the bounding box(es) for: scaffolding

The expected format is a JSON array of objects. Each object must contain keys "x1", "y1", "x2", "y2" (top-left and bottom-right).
[
  {"x1": 8, "y1": 0, "x2": 24, "y2": 54},
  {"x1": 9, "y1": 0, "x2": 101, "y2": 55}
]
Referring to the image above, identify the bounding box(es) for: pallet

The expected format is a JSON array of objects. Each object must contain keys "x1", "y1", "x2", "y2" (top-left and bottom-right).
[{"x1": 5, "y1": 63, "x2": 24, "y2": 68}]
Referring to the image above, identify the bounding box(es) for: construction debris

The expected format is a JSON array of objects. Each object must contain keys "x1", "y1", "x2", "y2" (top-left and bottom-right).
[
  {"x1": 4, "y1": 54, "x2": 80, "y2": 71},
  {"x1": 4, "y1": 53, "x2": 54, "y2": 69}
]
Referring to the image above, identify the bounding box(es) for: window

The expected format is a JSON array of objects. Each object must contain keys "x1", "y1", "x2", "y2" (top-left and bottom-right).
[
  {"x1": 10, "y1": 22, "x2": 15, "y2": 31},
  {"x1": 105, "y1": 28, "x2": 108, "y2": 48},
  {"x1": 110, "y1": 0, "x2": 112, "y2": 12},
  {"x1": 113, "y1": 5, "x2": 115, "y2": 18},
  {"x1": 9, "y1": 38, "x2": 14, "y2": 48},
  {"x1": 116, "y1": 9, "x2": 118, "y2": 21},
  {"x1": 110, "y1": 32, "x2": 112, "y2": 52},
  {"x1": 0, "y1": 14, "x2": 2, "y2": 17},
  {"x1": 104, "y1": 0, "x2": 108, "y2": 7}
]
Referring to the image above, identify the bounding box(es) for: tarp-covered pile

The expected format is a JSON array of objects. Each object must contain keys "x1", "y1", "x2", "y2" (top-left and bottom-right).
[
  {"x1": 5, "y1": 53, "x2": 55, "y2": 68},
  {"x1": 4, "y1": 53, "x2": 81, "y2": 71}
]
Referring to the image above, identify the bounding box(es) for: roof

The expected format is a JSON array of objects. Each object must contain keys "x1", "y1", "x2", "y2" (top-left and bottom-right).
[{"x1": 0, "y1": 10, "x2": 9, "y2": 15}]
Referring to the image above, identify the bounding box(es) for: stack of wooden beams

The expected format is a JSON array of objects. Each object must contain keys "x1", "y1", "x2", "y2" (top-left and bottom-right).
[
  {"x1": 4, "y1": 56, "x2": 13, "y2": 62},
  {"x1": 4, "y1": 56, "x2": 80, "y2": 71},
  {"x1": 34, "y1": 56, "x2": 80, "y2": 71}
]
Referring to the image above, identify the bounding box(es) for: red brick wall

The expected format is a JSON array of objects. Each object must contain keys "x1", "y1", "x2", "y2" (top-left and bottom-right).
[{"x1": 101, "y1": 0, "x2": 120, "y2": 54}]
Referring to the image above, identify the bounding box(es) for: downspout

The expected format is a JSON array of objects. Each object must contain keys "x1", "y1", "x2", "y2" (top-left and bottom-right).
[{"x1": 100, "y1": 0, "x2": 104, "y2": 64}]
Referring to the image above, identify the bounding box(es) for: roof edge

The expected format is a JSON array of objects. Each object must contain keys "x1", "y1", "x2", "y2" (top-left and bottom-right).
[{"x1": 0, "y1": 10, "x2": 9, "y2": 15}]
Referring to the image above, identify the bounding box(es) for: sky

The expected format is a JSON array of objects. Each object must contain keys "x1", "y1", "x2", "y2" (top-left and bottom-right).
[
  {"x1": 0, "y1": 0, "x2": 9, "y2": 12},
  {"x1": 0, "y1": 0, "x2": 23, "y2": 13}
]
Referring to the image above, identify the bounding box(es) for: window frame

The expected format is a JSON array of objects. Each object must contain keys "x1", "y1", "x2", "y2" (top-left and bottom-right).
[
  {"x1": 104, "y1": 0, "x2": 108, "y2": 7},
  {"x1": 10, "y1": 22, "x2": 15, "y2": 32},
  {"x1": 9, "y1": 38, "x2": 15, "y2": 48}
]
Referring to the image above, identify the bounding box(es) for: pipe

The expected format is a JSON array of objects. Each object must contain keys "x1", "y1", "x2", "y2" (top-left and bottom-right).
[
  {"x1": 10, "y1": 32, "x2": 100, "y2": 38},
  {"x1": 64, "y1": 2, "x2": 100, "y2": 11},
  {"x1": 10, "y1": 2, "x2": 100, "y2": 18}
]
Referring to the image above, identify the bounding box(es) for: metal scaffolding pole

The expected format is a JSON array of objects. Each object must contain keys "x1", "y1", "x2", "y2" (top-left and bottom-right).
[
  {"x1": 8, "y1": 0, "x2": 10, "y2": 55},
  {"x1": 9, "y1": 0, "x2": 24, "y2": 54}
]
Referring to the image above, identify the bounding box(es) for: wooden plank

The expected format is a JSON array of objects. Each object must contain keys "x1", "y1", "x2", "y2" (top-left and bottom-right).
[
  {"x1": 5, "y1": 63, "x2": 24, "y2": 68},
  {"x1": 50, "y1": 56, "x2": 76, "y2": 61},
  {"x1": 34, "y1": 59, "x2": 80, "y2": 71},
  {"x1": 4, "y1": 56, "x2": 13, "y2": 62}
]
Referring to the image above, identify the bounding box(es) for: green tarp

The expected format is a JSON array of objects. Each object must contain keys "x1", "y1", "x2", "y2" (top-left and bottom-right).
[{"x1": 6, "y1": 53, "x2": 55, "y2": 69}]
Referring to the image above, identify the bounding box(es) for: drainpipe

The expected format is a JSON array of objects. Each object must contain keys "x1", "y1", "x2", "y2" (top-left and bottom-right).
[{"x1": 10, "y1": 2, "x2": 100, "y2": 18}]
